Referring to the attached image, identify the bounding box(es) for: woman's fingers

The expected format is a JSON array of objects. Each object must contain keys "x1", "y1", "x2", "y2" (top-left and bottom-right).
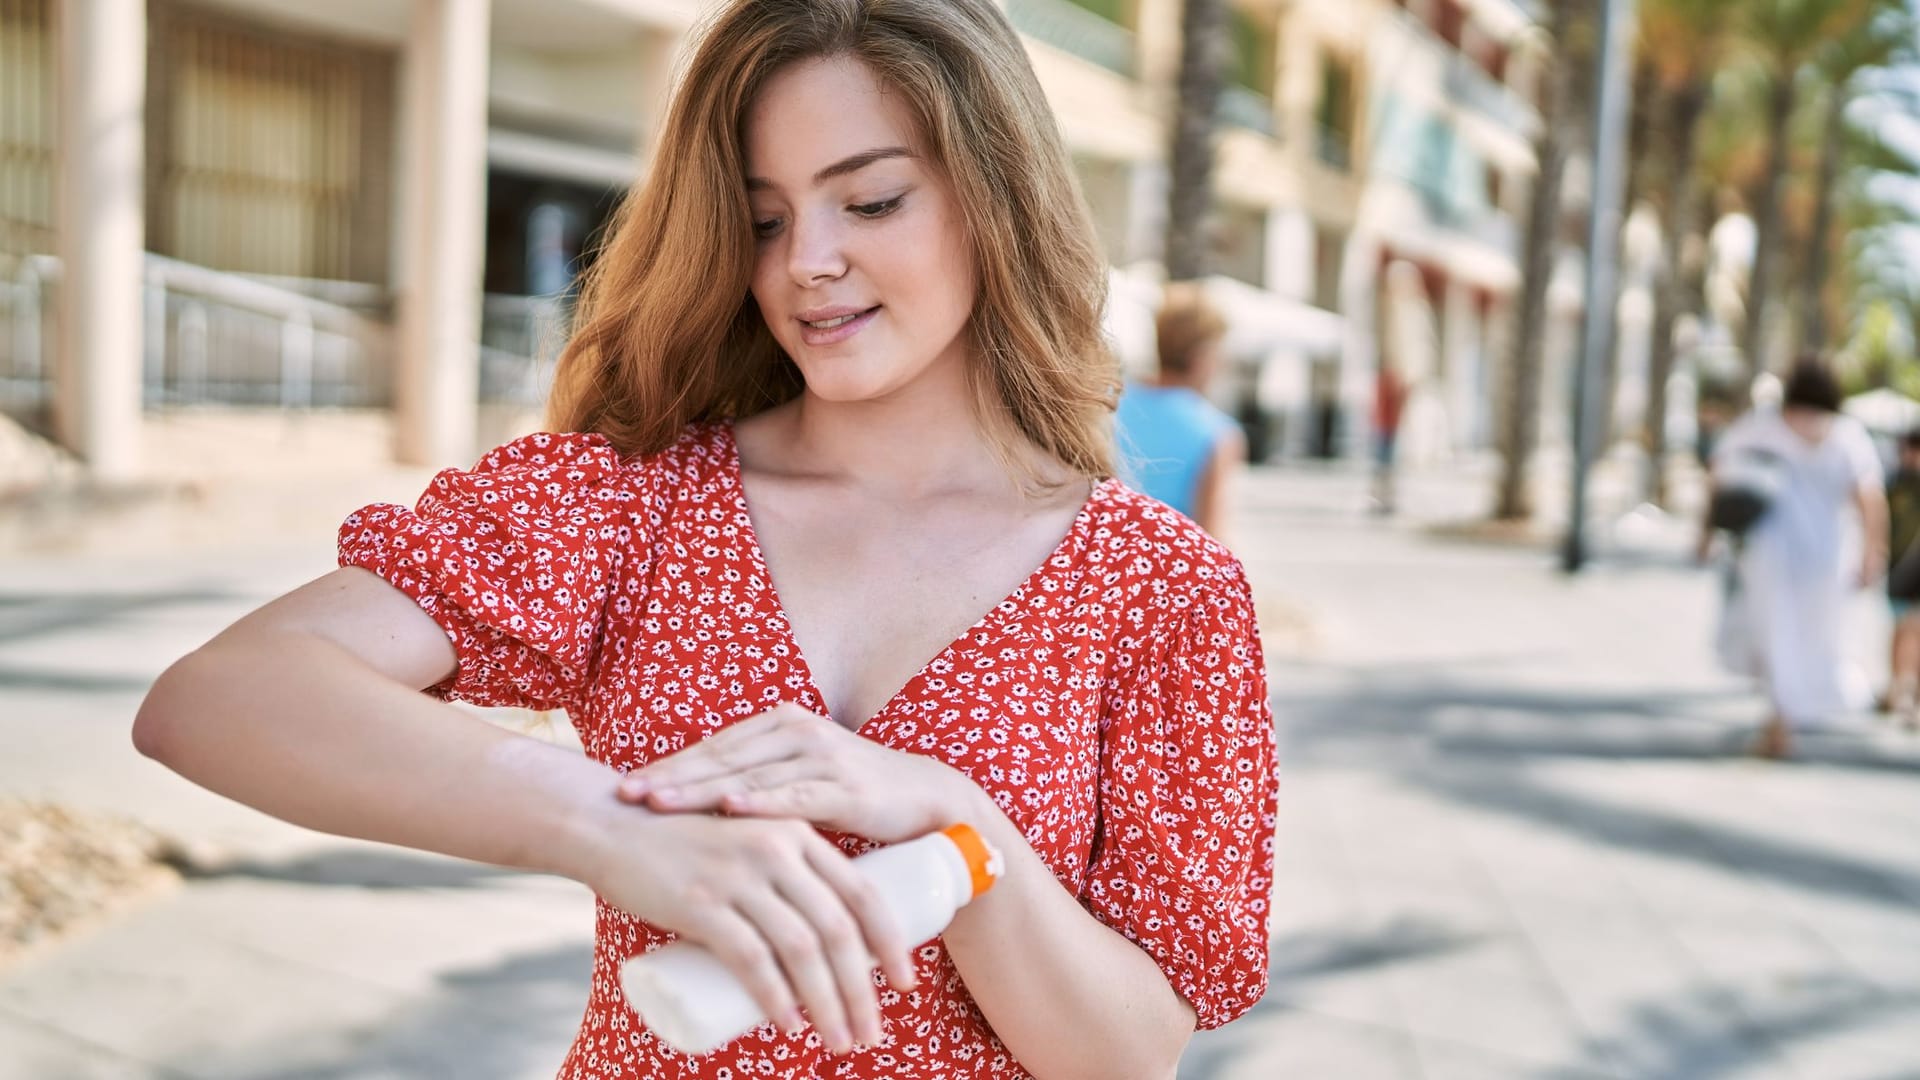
[
  {"x1": 719, "y1": 778, "x2": 843, "y2": 824},
  {"x1": 699, "y1": 905, "x2": 806, "y2": 1037},
  {"x1": 641, "y1": 760, "x2": 816, "y2": 813},
  {"x1": 774, "y1": 847, "x2": 891, "y2": 1047},
  {"x1": 734, "y1": 886, "x2": 861, "y2": 1053},
  {"x1": 806, "y1": 837, "x2": 917, "y2": 995},
  {"x1": 617, "y1": 706, "x2": 824, "y2": 802}
]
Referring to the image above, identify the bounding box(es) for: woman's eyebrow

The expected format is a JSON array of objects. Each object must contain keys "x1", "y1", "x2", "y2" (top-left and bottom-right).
[{"x1": 746, "y1": 146, "x2": 916, "y2": 192}]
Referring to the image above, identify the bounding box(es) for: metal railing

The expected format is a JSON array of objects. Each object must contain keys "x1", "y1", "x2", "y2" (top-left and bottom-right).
[
  {"x1": 1006, "y1": 0, "x2": 1137, "y2": 78},
  {"x1": 1315, "y1": 126, "x2": 1355, "y2": 171},
  {"x1": 0, "y1": 252, "x2": 394, "y2": 416},
  {"x1": 1218, "y1": 85, "x2": 1277, "y2": 136},
  {"x1": 1385, "y1": 8, "x2": 1540, "y2": 138},
  {"x1": 0, "y1": 253, "x2": 578, "y2": 419},
  {"x1": 479, "y1": 293, "x2": 571, "y2": 409}
]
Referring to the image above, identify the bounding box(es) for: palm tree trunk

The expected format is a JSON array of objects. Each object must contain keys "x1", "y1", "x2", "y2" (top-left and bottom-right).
[
  {"x1": 1741, "y1": 73, "x2": 1795, "y2": 380},
  {"x1": 1496, "y1": 0, "x2": 1583, "y2": 521},
  {"x1": 1643, "y1": 80, "x2": 1707, "y2": 508},
  {"x1": 1799, "y1": 81, "x2": 1847, "y2": 354},
  {"x1": 1164, "y1": 0, "x2": 1229, "y2": 282}
]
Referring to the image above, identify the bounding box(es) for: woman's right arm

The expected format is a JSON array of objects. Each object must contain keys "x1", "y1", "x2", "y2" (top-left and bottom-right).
[
  {"x1": 132, "y1": 567, "x2": 913, "y2": 1050},
  {"x1": 133, "y1": 567, "x2": 617, "y2": 877}
]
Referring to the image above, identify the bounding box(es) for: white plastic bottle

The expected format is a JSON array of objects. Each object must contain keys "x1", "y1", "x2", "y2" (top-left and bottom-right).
[{"x1": 619, "y1": 823, "x2": 1003, "y2": 1055}]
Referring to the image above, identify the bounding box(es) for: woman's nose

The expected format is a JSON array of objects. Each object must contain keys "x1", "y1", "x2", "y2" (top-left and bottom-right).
[{"x1": 786, "y1": 212, "x2": 848, "y2": 286}]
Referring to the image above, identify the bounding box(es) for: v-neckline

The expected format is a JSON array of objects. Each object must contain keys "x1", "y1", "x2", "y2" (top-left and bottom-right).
[{"x1": 719, "y1": 421, "x2": 1110, "y2": 734}]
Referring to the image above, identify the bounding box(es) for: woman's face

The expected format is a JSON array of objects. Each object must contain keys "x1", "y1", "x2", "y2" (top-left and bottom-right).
[{"x1": 743, "y1": 56, "x2": 978, "y2": 405}]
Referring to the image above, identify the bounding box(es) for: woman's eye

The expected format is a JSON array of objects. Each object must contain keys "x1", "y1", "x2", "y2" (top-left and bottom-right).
[
  {"x1": 850, "y1": 196, "x2": 904, "y2": 219},
  {"x1": 752, "y1": 217, "x2": 784, "y2": 239}
]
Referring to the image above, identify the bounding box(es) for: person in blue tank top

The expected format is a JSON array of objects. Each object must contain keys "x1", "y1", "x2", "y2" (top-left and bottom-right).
[{"x1": 1114, "y1": 283, "x2": 1246, "y2": 541}]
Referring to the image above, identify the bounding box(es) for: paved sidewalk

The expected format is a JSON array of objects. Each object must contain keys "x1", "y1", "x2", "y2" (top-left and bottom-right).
[
  {"x1": 1183, "y1": 466, "x2": 1920, "y2": 1080},
  {"x1": 1, "y1": 462, "x2": 1916, "y2": 1079}
]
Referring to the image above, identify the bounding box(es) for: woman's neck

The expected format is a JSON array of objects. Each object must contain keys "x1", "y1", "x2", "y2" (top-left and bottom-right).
[{"x1": 753, "y1": 364, "x2": 1046, "y2": 499}]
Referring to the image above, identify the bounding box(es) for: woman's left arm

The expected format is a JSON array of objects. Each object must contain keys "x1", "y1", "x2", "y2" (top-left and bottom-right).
[
  {"x1": 619, "y1": 716, "x2": 1198, "y2": 1078},
  {"x1": 935, "y1": 787, "x2": 1197, "y2": 1080}
]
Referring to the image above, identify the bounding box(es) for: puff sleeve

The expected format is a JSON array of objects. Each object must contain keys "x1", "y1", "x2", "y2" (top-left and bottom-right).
[
  {"x1": 335, "y1": 431, "x2": 647, "y2": 713},
  {"x1": 1083, "y1": 562, "x2": 1277, "y2": 1029}
]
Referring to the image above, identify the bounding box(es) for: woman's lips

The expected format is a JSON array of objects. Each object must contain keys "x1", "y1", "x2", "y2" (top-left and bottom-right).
[{"x1": 797, "y1": 306, "x2": 879, "y2": 347}]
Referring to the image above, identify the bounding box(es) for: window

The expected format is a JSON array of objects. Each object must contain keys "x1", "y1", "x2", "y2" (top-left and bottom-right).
[
  {"x1": 1315, "y1": 53, "x2": 1356, "y2": 170},
  {"x1": 1227, "y1": 8, "x2": 1277, "y2": 95},
  {"x1": 1064, "y1": 0, "x2": 1132, "y2": 27}
]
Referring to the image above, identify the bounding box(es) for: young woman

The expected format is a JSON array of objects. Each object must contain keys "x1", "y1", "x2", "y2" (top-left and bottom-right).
[{"x1": 133, "y1": 2, "x2": 1277, "y2": 1077}]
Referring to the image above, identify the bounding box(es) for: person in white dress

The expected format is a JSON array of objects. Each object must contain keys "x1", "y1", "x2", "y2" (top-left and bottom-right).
[{"x1": 1705, "y1": 360, "x2": 1889, "y2": 757}]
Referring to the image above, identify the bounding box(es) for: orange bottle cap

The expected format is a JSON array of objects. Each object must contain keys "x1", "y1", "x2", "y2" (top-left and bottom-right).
[{"x1": 940, "y1": 823, "x2": 1002, "y2": 899}]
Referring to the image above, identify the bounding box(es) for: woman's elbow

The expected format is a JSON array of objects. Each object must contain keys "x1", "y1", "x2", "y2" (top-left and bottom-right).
[{"x1": 133, "y1": 651, "x2": 213, "y2": 763}]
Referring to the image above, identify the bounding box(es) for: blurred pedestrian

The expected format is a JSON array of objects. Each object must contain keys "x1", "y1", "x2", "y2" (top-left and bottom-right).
[
  {"x1": 130, "y1": 2, "x2": 1277, "y2": 1078},
  {"x1": 1702, "y1": 358, "x2": 1889, "y2": 758},
  {"x1": 1114, "y1": 283, "x2": 1245, "y2": 541},
  {"x1": 1370, "y1": 362, "x2": 1408, "y2": 515},
  {"x1": 1883, "y1": 430, "x2": 1920, "y2": 727}
]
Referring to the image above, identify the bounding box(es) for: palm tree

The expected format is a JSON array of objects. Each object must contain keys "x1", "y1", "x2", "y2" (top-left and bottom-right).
[
  {"x1": 1164, "y1": 0, "x2": 1230, "y2": 281},
  {"x1": 1734, "y1": 0, "x2": 1879, "y2": 378},
  {"x1": 1495, "y1": 0, "x2": 1595, "y2": 520},
  {"x1": 1630, "y1": 0, "x2": 1737, "y2": 506},
  {"x1": 1797, "y1": 0, "x2": 1917, "y2": 353}
]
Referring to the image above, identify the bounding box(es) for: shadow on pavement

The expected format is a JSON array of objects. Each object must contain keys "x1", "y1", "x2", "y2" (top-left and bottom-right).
[
  {"x1": 174, "y1": 849, "x2": 536, "y2": 891},
  {"x1": 1269, "y1": 915, "x2": 1481, "y2": 981},
  {"x1": 1181, "y1": 975, "x2": 1916, "y2": 1080},
  {"x1": 1414, "y1": 762, "x2": 1920, "y2": 912},
  {"x1": 0, "y1": 664, "x2": 157, "y2": 693},
  {"x1": 180, "y1": 941, "x2": 593, "y2": 1080},
  {"x1": 1579, "y1": 976, "x2": 1917, "y2": 1080},
  {"x1": 0, "y1": 588, "x2": 242, "y2": 647}
]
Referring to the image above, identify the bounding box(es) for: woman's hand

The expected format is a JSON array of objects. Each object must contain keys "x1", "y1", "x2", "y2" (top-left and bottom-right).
[
  {"x1": 616, "y1": 703, "x2": 983, "y2": 845},
  {"x1": 576, "y1": 805, "x2": 915, "y2": 1054}
]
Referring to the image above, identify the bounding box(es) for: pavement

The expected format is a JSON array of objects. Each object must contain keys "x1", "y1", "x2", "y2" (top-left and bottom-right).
[{"x1": 1, "y1": 457, "x2": 1917, "y2": 1079}]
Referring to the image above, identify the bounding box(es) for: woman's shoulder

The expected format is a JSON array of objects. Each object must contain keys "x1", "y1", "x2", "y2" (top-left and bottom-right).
[
  {"x1": 1087, "y1": 480, "x2": 1253, "y2": 609},
  {"x1": 461, "y1": 423, "x2": 731, "y2": 494}
]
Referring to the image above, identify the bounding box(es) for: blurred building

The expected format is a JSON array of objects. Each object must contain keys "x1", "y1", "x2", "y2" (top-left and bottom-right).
[
  {"x1": 1020, "y1": 0, "x2": 1546, "y2": 463},
  {"x1": 1, "y1": 0, "x2": 1548, "y2": 482}
]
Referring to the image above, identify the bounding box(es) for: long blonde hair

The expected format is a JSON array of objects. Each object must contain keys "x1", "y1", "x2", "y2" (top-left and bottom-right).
[{"x1": 546, "y1": 0, "x2": 1118, "y2": 480}]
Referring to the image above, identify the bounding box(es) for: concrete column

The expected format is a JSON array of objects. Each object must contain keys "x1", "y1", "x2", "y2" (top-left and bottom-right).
[
  {"x1": 1441, "y1": 278, "x2": 1483, "y2": 450},
  {"x1": 55, "y1": 0, "x2": 145, "y2": 481},
  {"x1": 1266, "y1": 207, "x2": 1314, "y2": 301},
  {"x1": 634, "y1": 25, "x2": 682, "y2": 173},
  {"x1": 395, "y1": 0, "x2": 490, "y2": 467}
]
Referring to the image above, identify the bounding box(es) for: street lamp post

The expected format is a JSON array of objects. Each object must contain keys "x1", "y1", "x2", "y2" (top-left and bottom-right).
[{"x1": 1563, "y1": 0, "x2": 1638, "y2": 573}]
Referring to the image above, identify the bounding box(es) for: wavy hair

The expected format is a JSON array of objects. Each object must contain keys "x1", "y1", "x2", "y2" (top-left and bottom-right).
[{"x1": 545, "y1": 0, "x2": 1118, "y2": 481}]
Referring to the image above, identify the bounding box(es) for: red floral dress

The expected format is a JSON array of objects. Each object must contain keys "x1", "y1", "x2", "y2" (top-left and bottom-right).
[{"x1": 337, "y1": 423, "x2": 1276, "y2": 1080}]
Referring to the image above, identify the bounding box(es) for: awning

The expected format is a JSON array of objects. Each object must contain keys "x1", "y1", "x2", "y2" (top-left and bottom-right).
[{"x1": 1104, "y1": 267, "x2": 1346, "y2": 373}]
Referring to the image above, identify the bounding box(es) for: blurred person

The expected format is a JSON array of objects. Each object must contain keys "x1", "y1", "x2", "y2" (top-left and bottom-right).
[
  {"x1": 1370, "y1": 362, "x2": 1408, "y2": 515},
  {"x1": 1701, "y1": 358, "x2": 1888, "y2": 758},
  {"x1": 131, "y1": 3, "x2": 1277, "y2": 1079},
  {"x1": 1883, "y1": 430, "x2": 1920, "y2": 727},
  {"x1": 1113, "y1": 283, "x2": 1244, "y2": 541}
]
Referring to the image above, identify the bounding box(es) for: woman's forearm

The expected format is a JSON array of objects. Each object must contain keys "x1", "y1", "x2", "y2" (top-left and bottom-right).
[
  {"x1": 937, "y1": 789, "x2": 1193, "y2": 1080},
  {"x1": 134, "y1": 632, "x2": 616, "y2": 882}
]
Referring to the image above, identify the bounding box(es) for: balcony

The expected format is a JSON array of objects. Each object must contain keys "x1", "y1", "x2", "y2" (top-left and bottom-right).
[
  {"x1": 1006, "y1": 0, "x2": 1137, "y2": 79},
  {"x1": 1387, "y1": 9, "x2": 1540, "y2": 138},
  {"x1": 1442, "y1": 50, "x2": 1540, "y2": 137},
  {"x1": 1315, "y1": 126, "x2": 1354, "y2": 172},
  {"x1": 1218, "y1": 85, "x2": 1276, "y2": 135}
]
